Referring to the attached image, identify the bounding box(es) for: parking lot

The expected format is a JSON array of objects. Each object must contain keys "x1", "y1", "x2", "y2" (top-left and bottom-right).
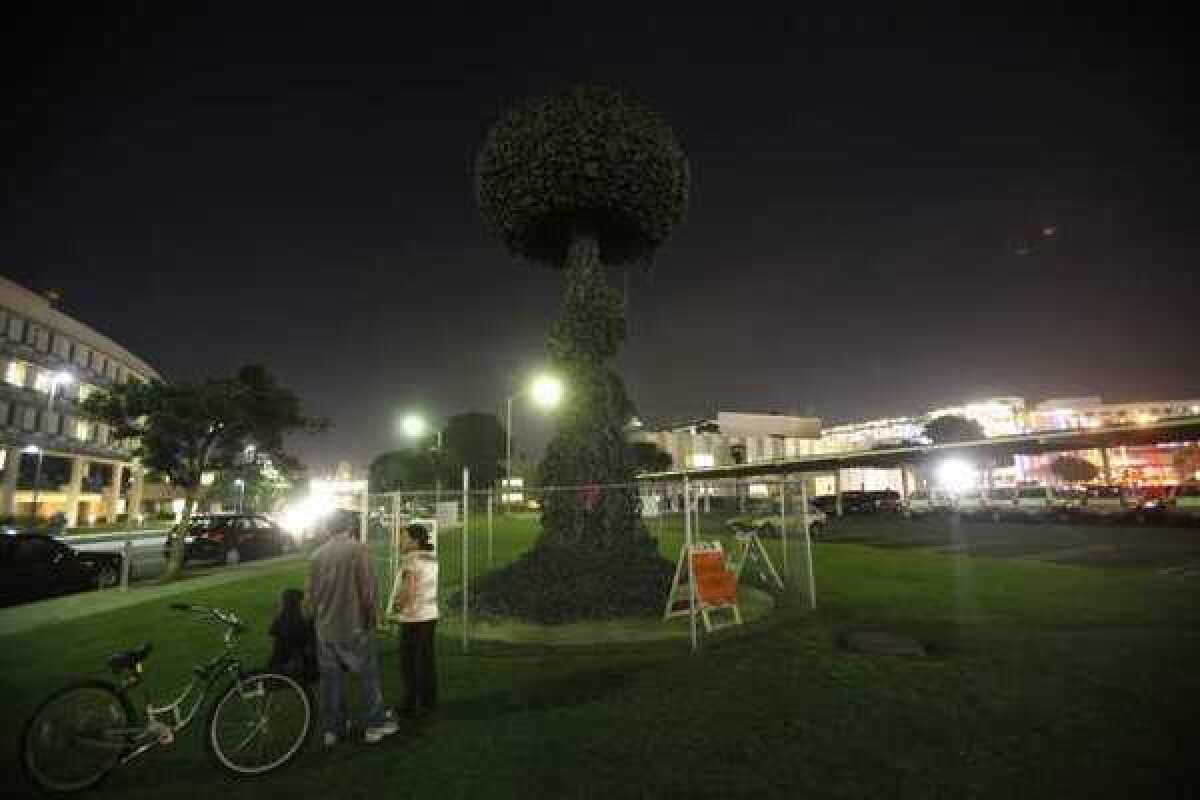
[{"x1": 820, "y1": 512, "x2": 1200, "y2": 573}]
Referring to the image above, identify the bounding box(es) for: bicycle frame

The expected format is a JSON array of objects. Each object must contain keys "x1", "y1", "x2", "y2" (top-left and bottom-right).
[{"x1": 108, "y1": 617, "x2": 250, "y2": 766}]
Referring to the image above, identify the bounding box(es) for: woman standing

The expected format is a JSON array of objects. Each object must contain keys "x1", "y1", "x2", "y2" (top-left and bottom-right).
[{"x1": 390, "y1": 523, "x2": 438, "y2": 717}]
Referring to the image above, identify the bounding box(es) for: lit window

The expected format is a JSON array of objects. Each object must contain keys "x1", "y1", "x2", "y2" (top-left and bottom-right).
[
  {"x1": 75, "y1": 420, "x2": 92, "y2": 440},
  {"x1": 33, "y1": 370, "x2": 52, "y2": 393},
  {"x1": 77, "y1": 384, "x2": 94, "y2": 403},
  {"x1": 5, "y1": 361, "x2": 27, "y2": 387},
  {"x1": 690, "y1": 453, "x2": 715, "y2": 468}
]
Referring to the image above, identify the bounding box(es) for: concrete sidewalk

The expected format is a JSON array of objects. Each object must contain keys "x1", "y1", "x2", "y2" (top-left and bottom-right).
[{"x1": 0, "y1": 553, "x2": 308, "y2": 637}]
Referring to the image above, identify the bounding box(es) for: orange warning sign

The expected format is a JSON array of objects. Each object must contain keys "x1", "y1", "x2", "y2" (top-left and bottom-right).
[{"x1": 690, "y1": 550, "x2": 738, "y2": 607}]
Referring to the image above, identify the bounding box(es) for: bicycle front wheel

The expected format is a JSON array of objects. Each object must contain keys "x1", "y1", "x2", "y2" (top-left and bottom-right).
[
  {"x1": 206, "y1": 671, "x2": 312, "y2": 775},
  {"x1": 22, "y1": 680, "x2": 134, "y2": 793}
]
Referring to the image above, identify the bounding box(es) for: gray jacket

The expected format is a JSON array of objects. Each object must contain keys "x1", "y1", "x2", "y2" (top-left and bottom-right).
[{"x1": 306, "y1": 535, "x2": 377, "y2": 641}]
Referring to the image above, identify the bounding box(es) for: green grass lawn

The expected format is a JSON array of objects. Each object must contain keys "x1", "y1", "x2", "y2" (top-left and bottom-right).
[{"x1": 3, "y1": 513, "x2": 1198, "y2": 798}]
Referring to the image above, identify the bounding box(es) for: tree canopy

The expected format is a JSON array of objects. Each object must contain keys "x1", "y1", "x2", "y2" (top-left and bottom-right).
[
  {"x1": 1172, "y1": 445, "x2": 1200, "y2": 482},
  {"x1": 82, "y1": 365, "x2": 325, "y2": 577},
  {"x1": 629, "y1": 442, "x2": 673, "y2": 474},
  {"x1": 477, "y1": 84, "x2": 689, "y2": 267},
  {"x1": 924, "y1": 415, "x2": 986, "y2": 444},
  {"x1": 1049, "y1": 455, "x2": 1100, "y2": 484},
  {"x1": 369, "y1": 449, "x2": 439, "y2": 493},
  {"x1": 441, "y1": 412, "x2": 508, "y2": 488}
]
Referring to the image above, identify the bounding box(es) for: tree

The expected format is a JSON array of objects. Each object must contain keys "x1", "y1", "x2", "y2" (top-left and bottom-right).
[
  {"x1": 1173, "y1": 445, "x2": 1200, "y2": 482},
  {"x1": 628, "y1": 442, "x2": 672, "y2": 474},
  {"x1": 924, "y1": 415, "x2": 986, "y2": 444},
  {"x1": 441, "y1": 412, "x2": 507, "y2": 489},
  {"x1": 82, "y1": 365, "x2": 326, "y2": 579},
  {"x1": 475, "y1": 85, "x2": 688, "y2": 621},
  {"x1": 1050, "y1": 455, "x2": 1100, "y2": 484},
  {"x1": 368, "y1": 449, "x2": 439, "y2": 493},
  {"x1": 208, "y1": 455, "x2": 299, "y2": 513}
]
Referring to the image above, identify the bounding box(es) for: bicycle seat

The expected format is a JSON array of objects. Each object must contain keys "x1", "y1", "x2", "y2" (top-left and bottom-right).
[{"x1": 108, "y1": 643, "x2": 153, "y2": 672}]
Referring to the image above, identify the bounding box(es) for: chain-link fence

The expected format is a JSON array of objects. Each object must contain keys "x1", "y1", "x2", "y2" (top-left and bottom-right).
[{"x1": 367, "y1": 470, "x2": 821, "y2": 653}]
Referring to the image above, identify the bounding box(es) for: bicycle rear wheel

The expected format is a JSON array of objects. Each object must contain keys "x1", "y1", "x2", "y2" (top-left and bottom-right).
[
  {"x1": 206, "y1": 671, "x2": 312, "y2": 775},
  {"x1": 22, "y1": 680, "x2": 133, "y2": 793}
]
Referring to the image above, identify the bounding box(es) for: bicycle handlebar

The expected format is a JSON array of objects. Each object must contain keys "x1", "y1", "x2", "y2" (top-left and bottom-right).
[{"x1": 169, "y1": 603, "x2": 246, "y2": 633}]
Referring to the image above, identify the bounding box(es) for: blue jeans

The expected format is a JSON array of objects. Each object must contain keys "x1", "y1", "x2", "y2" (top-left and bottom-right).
[{"x1": 317, "y1": 631, "x2": 387, "y2": 736}]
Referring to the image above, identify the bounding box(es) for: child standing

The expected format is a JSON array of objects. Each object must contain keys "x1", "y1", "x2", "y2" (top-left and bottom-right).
[{"x1": 268, "y1": 588, "x2": 318, "y2": 683}]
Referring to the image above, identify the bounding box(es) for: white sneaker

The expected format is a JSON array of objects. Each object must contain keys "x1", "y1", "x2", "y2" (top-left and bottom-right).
[
  {"x1": 363, "y1": 713, "x2": 399, "y2": 744},
  {"x1": 323, "y1": 732, "x2": 338, "y2": 747}
]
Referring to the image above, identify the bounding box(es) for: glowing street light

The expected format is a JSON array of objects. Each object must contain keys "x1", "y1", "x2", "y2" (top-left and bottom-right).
[
  {"x1": 530, "y1": 374, "x2": 564, "y2": 409},
  {"x1": 505, "y1": 373, "x2": 564, "y2": 498},
  {"x1": 401, "y1": 413, "x2": 427, "y2": 439},
  {"x1": 937, "y1": 459, "x2": 976, "y2": 494}
]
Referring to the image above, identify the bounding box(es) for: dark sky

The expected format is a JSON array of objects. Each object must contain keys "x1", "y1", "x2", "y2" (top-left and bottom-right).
[{"x1": 3, "y1": 9, "x2": 1197, "y2": 473}]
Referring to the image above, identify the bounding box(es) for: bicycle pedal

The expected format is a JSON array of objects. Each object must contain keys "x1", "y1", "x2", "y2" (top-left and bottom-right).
[{"x1": 147, "y1": 720, "x2": 174, "y2": 745}]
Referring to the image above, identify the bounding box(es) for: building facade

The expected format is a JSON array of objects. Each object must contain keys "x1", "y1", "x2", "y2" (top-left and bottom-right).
[
  {"x1": 0, "y1": 276, "x2": 162, "y2": 525},
  {"x1": 632, "y1": 394, "x2": 1200, "y2": 494},
  {"x1": 631, "y1": 411, "x2": 823, "y2": 473}
]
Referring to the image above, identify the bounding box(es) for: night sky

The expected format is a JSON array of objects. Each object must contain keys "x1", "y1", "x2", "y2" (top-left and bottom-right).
[{"x1": 3, "y1": 9, "x2": 1197, "y2": 473}]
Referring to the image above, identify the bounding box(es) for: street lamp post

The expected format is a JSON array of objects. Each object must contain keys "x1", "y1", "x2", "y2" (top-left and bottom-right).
[
  {"x1": 503, "y1": 373, "x2": 563, "y2": 508},
  {"x1": 28, "y1": 371, "x2": 73, "y2": 522},
  {"x1": 401, "y1": 413, "x2": 444, "y2": 503}
]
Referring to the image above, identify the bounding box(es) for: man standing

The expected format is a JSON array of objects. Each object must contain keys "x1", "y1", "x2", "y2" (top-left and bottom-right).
[{"x1": 306, "y1": 510, "x2": 396, "y2": 745}]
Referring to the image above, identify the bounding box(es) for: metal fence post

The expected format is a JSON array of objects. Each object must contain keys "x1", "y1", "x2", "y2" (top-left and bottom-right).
[
  {"x1": 780, "y1": 476, "x2": 789, "y2": 582},
  {"x1": 462, "y1": 467, "x2": 469, "y2": 654},
  {"x1": 684, "y1": 471, "x2": 697, "y2": 654},
  {"x1": 801, "y1": 474, "x2": 816, "y2": 609},
  {"x1": 120, "y1": 537, "x2": 133, "y2": 591}
]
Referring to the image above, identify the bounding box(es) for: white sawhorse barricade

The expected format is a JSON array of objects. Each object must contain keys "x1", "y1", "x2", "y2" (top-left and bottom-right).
[
  {"x1": 664, "y1": 541, "x2": 743, "y2": 633},
  {"x1": 725, "y1": 523, "x2": 784, "y2": 592}
]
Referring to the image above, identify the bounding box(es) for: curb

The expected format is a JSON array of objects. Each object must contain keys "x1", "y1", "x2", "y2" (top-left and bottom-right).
[{"x1": 0, "y1": 553, "x2": 309, "y2": 638}]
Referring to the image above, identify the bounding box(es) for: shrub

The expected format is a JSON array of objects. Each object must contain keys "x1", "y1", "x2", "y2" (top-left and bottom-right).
[{"x1": 463, "y1": 539, "x2": 675, "y2": 624}]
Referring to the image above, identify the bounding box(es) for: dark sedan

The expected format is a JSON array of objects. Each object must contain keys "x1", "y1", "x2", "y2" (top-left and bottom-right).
[
  {"x1": 0, "y1": 533, "x2": 124, "y2": 608},
  {"x1": 162, "y1": 513, "x2": 292, "y2": 565}
]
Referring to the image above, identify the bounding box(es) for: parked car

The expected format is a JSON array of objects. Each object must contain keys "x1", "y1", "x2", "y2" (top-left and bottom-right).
[
  {"x1": 902, "y1": 490, "x2": 953, "y2": 517},
  {"x1": 1076, "y1": 486, "x2": 1135, "y2": 521},
  {"x1": 983, "y1": 487, "x2": 1018, "y2": 520},
  {"x1": 162, "y1": 513, "x2": 292, "y2": 565},
  {"x1": 812, "y1": 491, "x2": 891, "y2": 515},
  {"x1": 729, "y1": 502, "x2": 827, "y2": 540},
  {"x1": 1130, "y1": 485, "x2": 1173, "y2": 522},
  {"x1": 954, "y1": 489, "x2": 988, "y2": 518},
  {"x1": 0, "y1": 533, "x2": 124, "y2": 608},
  {"x1": 1165, "y1": 483, "x2": 1200, "y2": 523},
  {"x1": 1012, "y1": 486, "x2": 1076, "y2": 521},
  {"x1": 866, "y1": 490, "x2": 902, "y2": 514}
]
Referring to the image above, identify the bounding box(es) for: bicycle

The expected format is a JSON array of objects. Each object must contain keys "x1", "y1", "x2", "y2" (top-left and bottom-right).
[{"x1": 21, "y1": 603, "x2": 313, "y2": 793}]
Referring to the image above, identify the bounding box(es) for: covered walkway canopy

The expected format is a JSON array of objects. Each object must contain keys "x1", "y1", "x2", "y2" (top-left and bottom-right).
[{"x1": 638, "y1": 415, "x2": 1200, "y2": 482}]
